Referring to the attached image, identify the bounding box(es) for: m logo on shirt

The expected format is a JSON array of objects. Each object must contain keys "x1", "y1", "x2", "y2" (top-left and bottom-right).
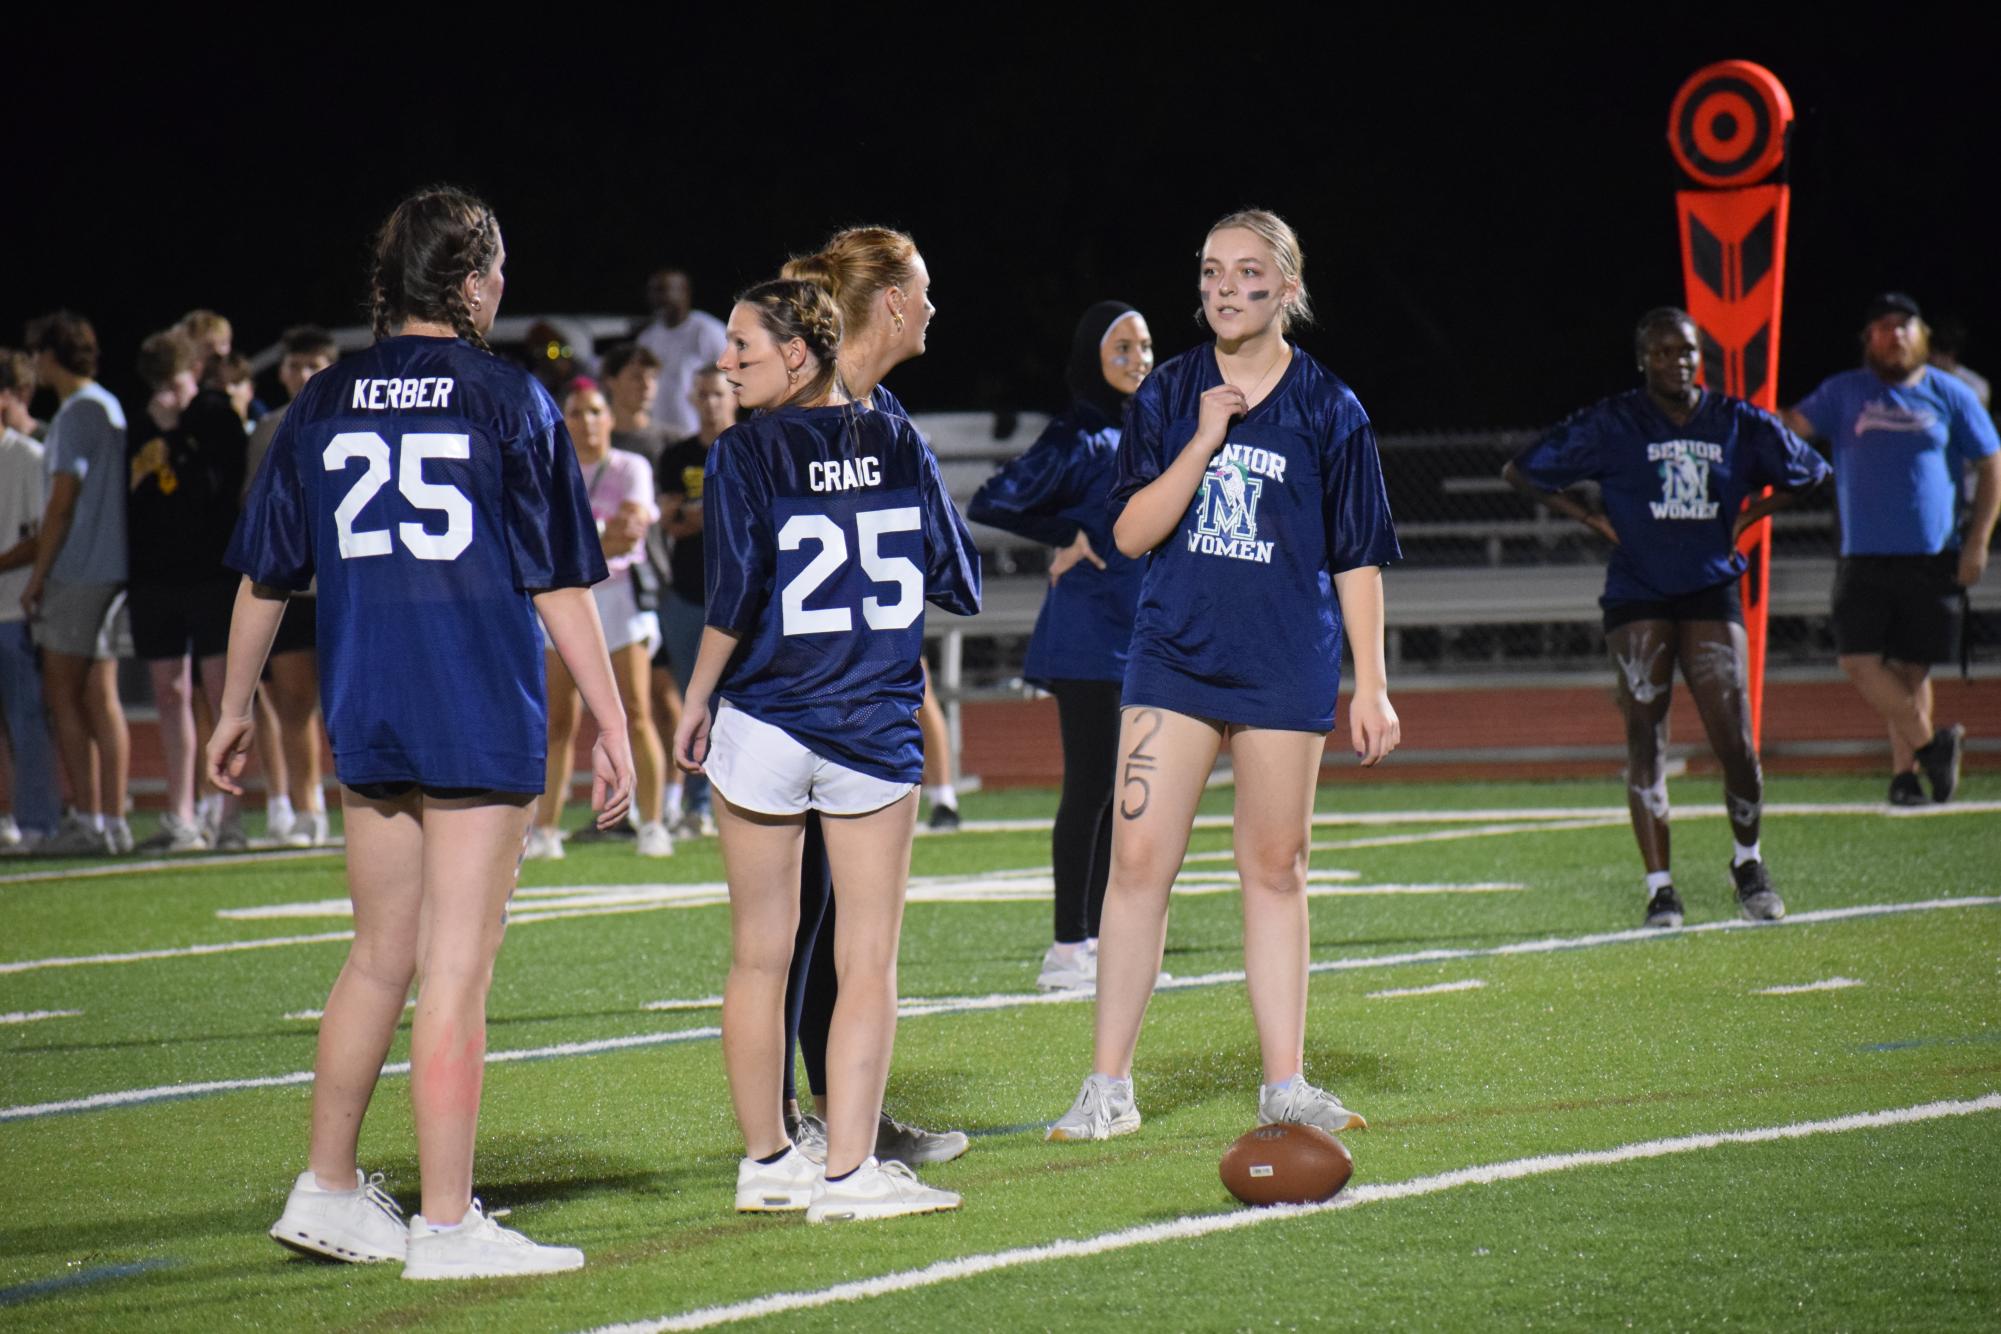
[
  {"x1": 1648, "y1": 440, "x2": 1721, "y2": 520},
  {"x1": 1191, "y1": 460, "x2": 1274, "y2": 563},
  {"x1": 1853, "y1": 402, "x2": 1939, "y2": 436}
]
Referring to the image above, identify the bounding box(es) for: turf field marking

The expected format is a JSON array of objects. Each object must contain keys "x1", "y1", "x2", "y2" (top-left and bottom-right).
[
  {"x1": 1756, "y1": 977, "x2": 1864, "y2": 995},
  {"x1": 581, "y1": 1093, "x2": 2001, "y2": 1333},
  {"x1": 7, "y1": 896, "x2": 1996, "y2": 1122},
  {"x1": 0, "y1": 930, "x2": 357, "y2": 976},
  {"x1": 0, "y1": 1259, "x2": 177, "y2": 1308},
  {"x1": 1366, "y1": 979, "x2": 1485, "y2": 1000},
  {"x1": 0, "y1": 1010, "x2": 82, "y2": 1025},
  {"x1": 0, "y1": 845, "x2": 341, "y2": 886},
  {"x1": 645, "y1": 996, "x2": 725, "y2": 1012},
  {"x1": 1316, "y1": 818, "x2": 1624, "y2": 851},
  {"x1": 283, "y1": 1001, "x2": 412, "y2": 1022}
]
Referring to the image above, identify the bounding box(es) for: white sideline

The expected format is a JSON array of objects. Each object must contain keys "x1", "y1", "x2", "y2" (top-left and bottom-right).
[
  {"x1": 582, "y1": 1093, "x2": 2001, "y2": 1334},
  {"x1": 0, "y1": 930, "x2": 357, "y2": 975},
  {"x1": 0, "y1": 1010, "x2": 82, "y2": 1025},
  {"x1": 1757, "y1": 977, "x2": 1865, "y2": 995},
  {"x1": 1367, "y1": 979, "x2": 1485, "y2": 1000},
  {"x1": 8, "y1": 895, "x2": 1994, "y2": 1125}
]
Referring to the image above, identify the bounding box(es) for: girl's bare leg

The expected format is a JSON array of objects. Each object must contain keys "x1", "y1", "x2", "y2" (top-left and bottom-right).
[
  {"x1": 147, "y1": 656, "x2": 196, "y2": 824},
  {"x1": 1608, "y1": 621, "x2": 1678, "y2": 874},
  {"x1": 716, "y1": 794, "x2": 806, "y2": 1161},
  {"x1": 613, "y1": 643, "x2": 665, "y2": 825},
  {"x1": 267, "y1": 652, "x2": 325, "y2": 819},
  {"x1": 1229, "y1": 726, "x2": 1328, "y2": 1083},
  {"x1": 537, "y1": 649, "x2": 579, "y2": 831},
  {"x1": 1091, "y1": 707, "x2": 1221, "y2": 1079}
]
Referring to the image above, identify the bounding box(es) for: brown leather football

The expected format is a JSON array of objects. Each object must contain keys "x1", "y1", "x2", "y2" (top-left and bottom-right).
[{"x1": 1220, "y1": 1122, "x2": 1354, "y2": 1206}]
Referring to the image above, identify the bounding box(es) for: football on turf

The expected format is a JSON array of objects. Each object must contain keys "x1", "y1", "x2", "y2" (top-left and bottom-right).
[{"x1": 1220, "y1": 1123, "x2": 1354, "y2": 1206}]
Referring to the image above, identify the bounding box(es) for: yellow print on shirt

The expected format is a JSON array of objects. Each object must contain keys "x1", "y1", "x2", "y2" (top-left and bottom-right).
[{"x1": 130, "y1": 436, "x2": 178, "y2": 496}]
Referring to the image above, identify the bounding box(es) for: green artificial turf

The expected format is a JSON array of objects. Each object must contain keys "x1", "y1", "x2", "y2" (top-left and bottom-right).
[{"x1": 1, "y1": 775, "x2": 1995, "y2": 1330}]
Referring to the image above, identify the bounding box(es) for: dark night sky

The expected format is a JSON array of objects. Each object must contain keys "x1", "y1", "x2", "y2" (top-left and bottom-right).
[{"x1": 9, "y1": 19, "x2": 1993, "y2": 431}]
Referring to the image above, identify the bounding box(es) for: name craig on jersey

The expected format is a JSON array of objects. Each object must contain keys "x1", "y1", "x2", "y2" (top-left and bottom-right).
[
  {"x1": 350, "y1": 377, "x2": 456, "y2": 411},
  {"x1": 809, "y1": 456, "x2": 881, "y2": 492}
]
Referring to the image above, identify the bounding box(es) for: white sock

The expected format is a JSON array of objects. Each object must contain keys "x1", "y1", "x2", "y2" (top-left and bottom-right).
[
  {"x1": 664, "y1": 782, "x2": 683, "y2": 815},
  {"x1": 1262, "y1": 1073, "x2": 1304, "y2": 1096},
  {"x1": 1050, "y1": 940, "x2": 1084, "y2": 961},
  {"x1": 924, "y1": 783, "x2": 958, "y2": 808},
  {"x1": 88, "y1": 812, "x2": 106, "y2": 832},
  {"x1": 268, "y1": 794, "x2": 295, "y2": 824},
  {"x1": 1733, "y1": 841, "x2": 1760, "y2": 867},
  {"x1": 1645, "y1": 869, "x2": 1674, "y2": 894}
]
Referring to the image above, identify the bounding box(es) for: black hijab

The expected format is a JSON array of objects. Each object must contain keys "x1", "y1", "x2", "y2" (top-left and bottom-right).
[{"x1": 1066, "y1": 300, "x2": 1140, "y2": 423}]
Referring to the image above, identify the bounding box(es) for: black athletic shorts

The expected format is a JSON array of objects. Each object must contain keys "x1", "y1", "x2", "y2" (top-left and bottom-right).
[
  {"x1": 127, "y1": 577, "x2": 237, "y2": 660},
  {"x1": 1602, "y1": 579, "x2": 1744, "y2": 633},
  {"x1": 344, "y1": 781, "x2": 520, "y2": 801},
  {"x1": 1832, "y1": 553, "x2": 1964, "y2": 664},
  {"x1": 270, "y1": 595, "x2": 318, "y2": 656}
]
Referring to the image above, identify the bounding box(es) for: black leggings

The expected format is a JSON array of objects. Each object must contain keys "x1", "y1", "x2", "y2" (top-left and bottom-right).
[
  {"x1": 783, "y1": 814, "x2": 837, "y2": 1102},
  {"x1": 1049, "y1": 678, "x2": 1122, "y2": 943}
]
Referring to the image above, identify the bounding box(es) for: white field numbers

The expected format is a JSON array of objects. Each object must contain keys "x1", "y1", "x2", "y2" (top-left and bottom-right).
[
  {"x1": 325, "y1": 431, "x2": 474, "y2": 561},
  {"x1": 777, "y1": 506, "x2": 922, "y2": 635}
]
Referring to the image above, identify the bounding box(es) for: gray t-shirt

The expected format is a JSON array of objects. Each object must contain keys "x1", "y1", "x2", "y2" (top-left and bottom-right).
[
  {"x1": 0, "y1": 427, "x2": 45, "y2": 621},
  {"x1": 634, "y1": 311, "x2": 726, "y2": 438},
  {"x1": 44, "y1": 382, "x2": 128, "y2": 584}
]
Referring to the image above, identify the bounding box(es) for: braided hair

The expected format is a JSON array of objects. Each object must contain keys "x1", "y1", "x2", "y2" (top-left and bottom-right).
[
  {"x1": 736, "y1": 278, "x2": 845, "y2": 408},
  {"x1": 369, "y1": 187, "x2": 502, "y2": 350}
]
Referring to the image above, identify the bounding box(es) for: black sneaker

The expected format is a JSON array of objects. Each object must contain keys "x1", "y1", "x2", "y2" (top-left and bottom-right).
[
  {"x1": 1731, "y1": 860, "x2": 1785, "y2": 922},
  {"x1": 1887, "y1": 772, "x2": 1927, "y2": 807},
  {"x1": 1644, "y1": 884, "x2": 1684, "y2": 928},
  {"x1": 927, "y1": 803, "x2": 961, "y2": 831},
  {"x1": 1915, "y1": 723, "x2": 1966, "y2": 804}
]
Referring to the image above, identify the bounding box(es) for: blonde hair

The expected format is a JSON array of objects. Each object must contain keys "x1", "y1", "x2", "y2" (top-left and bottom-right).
[
  {"x1": 1205, "y1": 209, "x2": 1313, "y2": 332},
  {"x1": 176, "y1": 309, "x2": 233, "y2": 344},
  {"x1": 782, "y1": 226, "x2": 919, "y2": 341}
]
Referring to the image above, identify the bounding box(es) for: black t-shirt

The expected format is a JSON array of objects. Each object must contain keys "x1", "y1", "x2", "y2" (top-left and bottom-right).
[
  {"x1": 127, "y1": 388, "x2": 248, "y2": 585},
  {"x1": 657, "y1": 435, "x2": 710, "y2": 603}
]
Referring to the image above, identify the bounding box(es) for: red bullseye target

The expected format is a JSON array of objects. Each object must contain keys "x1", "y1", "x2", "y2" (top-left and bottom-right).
[{"x1": 1668, "y1": 60, "x2": 1792, "y2": 187}]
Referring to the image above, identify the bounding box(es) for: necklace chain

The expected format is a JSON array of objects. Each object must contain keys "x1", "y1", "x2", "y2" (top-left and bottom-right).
[{"x1": 1225, "y1": 344, "x2": 1287, "y2": 408}]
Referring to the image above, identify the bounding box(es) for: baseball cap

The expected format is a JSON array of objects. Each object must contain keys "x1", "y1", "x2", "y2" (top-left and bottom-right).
[{"x1": 1863, "y1": 292, "x2": 1923, "y2": 325}]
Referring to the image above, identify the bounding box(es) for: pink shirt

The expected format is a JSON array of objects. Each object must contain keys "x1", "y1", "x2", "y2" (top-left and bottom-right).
[{"x1": 580, "y1": 447, "x2": 659, "y2": 579}]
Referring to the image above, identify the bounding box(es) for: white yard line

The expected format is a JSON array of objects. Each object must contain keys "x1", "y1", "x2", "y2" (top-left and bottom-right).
[
  {"x1": 6, "y1": 895, "x2": 1996, "y2": 1123},
  {"x1": 0, "y1": 931, "x2": 358, "y2": 976},
  {"x1": 0, "y1": 845, "x2": 342, "y2": 886},
  {"x1": 1367, "y1": 979, "x2": 1486, "y2": 1000},
  {"x1": 0, "y1": 1010, "x2": 83, "y2": 1025},
  {"x1": 1756, "y1": 977, "x2": 1865, "y2": 996},
  {"x1": 581, "y1": 1093, "x2": 2001, "y2": 1334}
]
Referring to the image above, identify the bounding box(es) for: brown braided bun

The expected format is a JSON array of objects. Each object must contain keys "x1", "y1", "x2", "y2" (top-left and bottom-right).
[
  {"x1": 736, "y1": 278, "x2": 845, "y2": 407},
  {"x1": 370, "y1": 187, "x2": 502, "y2": 350}
]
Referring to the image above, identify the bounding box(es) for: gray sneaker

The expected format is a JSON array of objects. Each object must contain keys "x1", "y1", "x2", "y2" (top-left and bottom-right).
[
  {"x1": 39, "y1": 814, "x2": 111, "y2": 857},
  {"x1": 1046, "y1": 1073, "x2": 1141, "y2": 1142},
  {"x1": 1258, "y1": 1078, "x2": 1368, "y2": 1133},
  {"x1": 786, "y1": 1110, "x2": 829, "y2": 1166},
  {"x1": 1731, "y1": 860, "x2": 1786, "y2": 922},
  {"x1": 876, "y1": 1110, "x2": 969, "y2": 1165},
  {"x1": 136, "y1": 813, "x2": 210, "y2": 853}
]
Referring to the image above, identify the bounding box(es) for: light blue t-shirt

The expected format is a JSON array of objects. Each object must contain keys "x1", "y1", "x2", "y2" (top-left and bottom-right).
[
  {"x1": 1796, "y1": 366, "x2": 1999, "y2": 556},
  {"x1": 44, "y1": 382, "x2": 128, "y2": 583}
]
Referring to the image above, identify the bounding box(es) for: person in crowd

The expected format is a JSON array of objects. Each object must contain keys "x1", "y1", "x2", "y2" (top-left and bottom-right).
[
  {"x1": 526, "y1": 377, "x2": 672, "y2": 859},
  {"x1": 0, "y1": 349, "x2": 60, "y2": 850},
  {"x1": 1046, "y1": 210, "x2": 1401, "y2": 1143},
  {"x1": 1504, "y1": 307, "x2": 1829, "y2": 926},
  {"x1": 970, "y1": 301, "x2": 1152, "y2": 989},
  {"x1": 1928, "y1": 317, "x2": 1991, "y2": 411},
  {"x1": 779, "y1": 226, "x2": 972, "y2": 1166},
  {"x1": 213, "y1": 186, "x2": 629, "y2": 1278},
  {"x1": 244, "y1": 325, "x2": 340, "y2": 845},
  {"x1": 655, "y1": 363, "x2": 737, "y2": 838},
  {"x1": 128, "y1": 329, "x2": 250, "y2": 851},
  {"x1": 21, "y1": 311, "x2": 132, "y2": 856},
  {"x1": 602, "y1": 341, "x2": 669, "y2": 466},
  {"x1": 672, "y1": 277, "x2": 980, "y2": 1221},
  {"x1": 636, "y1": 268, "x2": 726, "y2": 441},
  {"x1": 1783, "y1": 294, "x2": 2001, "y2": 805}
]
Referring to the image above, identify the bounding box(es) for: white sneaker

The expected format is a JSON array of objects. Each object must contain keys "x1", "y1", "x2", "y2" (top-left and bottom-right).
[
  {"x1": 635, "y1": 821, "x2": 674, "y2": 858},
  {"x1": 1258, "y1": 1077, "x2": 1368, "y2": 1132},
  {"x1": 135, "y1": 813, "x2": 210, "y2": 853},
  {"x1": 671, "y1": 808, "x2": 714, "y2": 839},
  {"x1": 1036, "y1": 942, "x2": 1094, "y2": 991},
  {"x1": 0, "y1": 814, "x2": 20, "y2": 847},
  {"x1": 1046, "y1": 1073, "x2": 1141, "y2": 1142},
  {"x1": 283, "y1": 810, "x2": 331, "y2": 848},
  {"x1": 522, "y1": 826, "x2": 565, "y2": 861},
  {"x1": 107, "y1": 819, "x2": 135, "y2": 854},
  {"x1": 270, "y1": 1168, "x2": 408, "y2": 1263},
  {"x1": 805, "y1": 1156, "x2": 960, "y2": 1223},
  {"x1": 266, "y1": 805, "x2": 297, "y2": 844},
  {"x1": 402, "y1": 1199, "x2": 583, "y2": 1280},
  {"x1": 786, "y1": 1111, "x2": 829, "y2": 1166},
  {"x1": 735, "y1": 1145, "x2": 821, "y2": 1212}
]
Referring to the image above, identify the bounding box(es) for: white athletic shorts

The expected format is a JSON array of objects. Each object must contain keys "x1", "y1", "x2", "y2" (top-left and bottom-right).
[
  {"x1": 703, "y1": 701, "x2": 915, "y2": 816},
  {"x1": 541, "y1": 572, "x2": 660, "y2": 656}
]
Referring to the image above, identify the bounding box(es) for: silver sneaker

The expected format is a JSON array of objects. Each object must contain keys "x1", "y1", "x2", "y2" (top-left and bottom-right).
[
  {"x1": 1259, "y1": 1078, "x2": 1368, "y2": 1133},
  {"x1": 734, "y1": 1145, "x2": 821, "y2": 1212},
  {"x1": 39, "y1": 814, "x2": 110, "y2": 857},
  {"x1": 1036, "y1": 943, "x2": 1095, "y2": 991},
  {"x1": 786, "y1": 1110, "x2": 829, "y2": 1166},
  {"x1": 1046, "y1": 1073, "x2": 1140, "y2": 1142},
  {"x1": 876, "y1": 1110, "x2": 969, "y2": 1165},
  {"x1": 136, "y1": 813, "x2": 210, "y2": 853},
  {"x1": 270, "y1": 1168, "x2": 407, "y2": 1263},
  {"x1": 805, "y1": 1157, "x2": 960, "y2": 1223},
  {"x1": 402, "y1": 1198, "x2": 582, "y2": 1280}
]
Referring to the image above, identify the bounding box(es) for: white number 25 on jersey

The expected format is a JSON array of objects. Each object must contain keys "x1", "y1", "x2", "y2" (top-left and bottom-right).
[
  {"x1": 324, "y1": 431, "x2": 473, "y2": 561},
  {"x1": 778, "y1": 507, "x2": 922, "y2": 635}
]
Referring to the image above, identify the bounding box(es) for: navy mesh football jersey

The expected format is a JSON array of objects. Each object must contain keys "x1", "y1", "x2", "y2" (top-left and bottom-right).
[
  {"x1": 227, "y1": 335, "x2": 605, "y2": 792},
  {"x1": 1513, "y1": 389, "x2": 1828, "y2": 605},
  {"x1": 704, "y1": 403, "x2": 981, "y2": 783},
  {"x1": 1111, "y1": 345, "x2": 1399, "y2": 733}
]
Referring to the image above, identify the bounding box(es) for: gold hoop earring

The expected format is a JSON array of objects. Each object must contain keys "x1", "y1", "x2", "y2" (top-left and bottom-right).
[{"x1": 892, "y1": 312, "x2": 906, "y2": 335}]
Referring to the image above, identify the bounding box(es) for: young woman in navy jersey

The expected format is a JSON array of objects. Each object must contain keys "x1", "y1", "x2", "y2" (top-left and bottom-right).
[
  {"x1": 1503, "y1": 308, "x2": 1828, "y2": 928},
  {"x1": 772, "y1": 228, "x2": 971, "y2": 1168},
  {"x1": 208, "y1": 187, "x2": 633, "y2": 1279},
  {"x1": 970, "y1": 300, "x2": 1153, "y2": 991},
  {"x1": 1048, "y1": 210, "x2": 1401, "y2": 1143},
  {"x1": 673, "y1": 278, "x2": 979, "y2": 1221}
]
